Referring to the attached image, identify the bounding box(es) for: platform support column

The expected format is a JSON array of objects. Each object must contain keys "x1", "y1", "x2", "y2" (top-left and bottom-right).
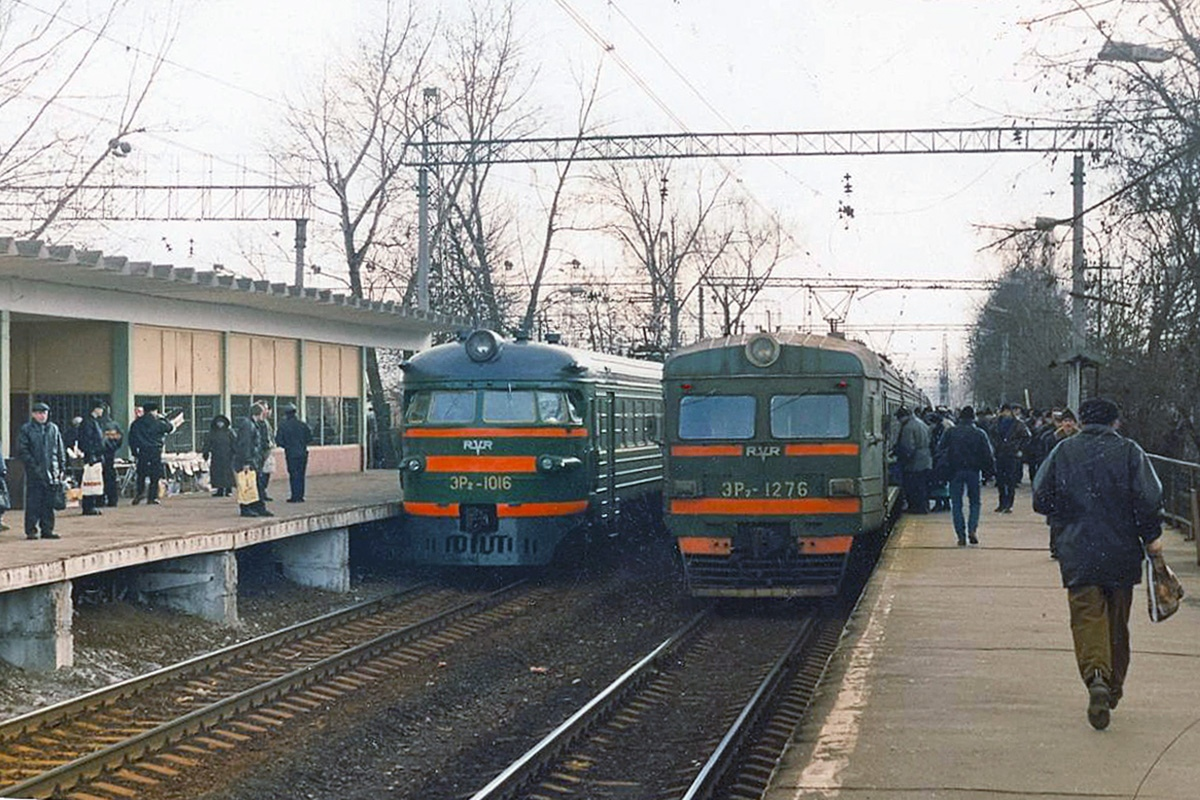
[
  {"x1": 0, "y1": 580, "x2": 73, "y2": 671},
  {"x1": 132, "y1": 551, "x2": 239, "y2": 626},
  {"x1": 272, "y1": 528, "x2": 350, "y2": 592}
]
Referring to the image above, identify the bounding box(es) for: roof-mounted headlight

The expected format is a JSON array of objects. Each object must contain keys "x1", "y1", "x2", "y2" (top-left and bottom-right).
[
  {"x1": 745, "y1": 334, "x2": 780, "y2": 368},
  {"x1": 465, "y1": 330, "x2": 501, "y2": 362}
]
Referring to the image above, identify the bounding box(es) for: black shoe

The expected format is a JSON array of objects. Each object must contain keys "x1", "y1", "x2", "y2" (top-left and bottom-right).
[
  {"x1": 286, "y1": 498, "x2": 304, "y2": 503},
  {"x1": 956, "y1": 538, "x2": 967, "y2": 546},
  {"x1": 41, "y1": 533, "x2": 60, "y2": 540},
  {"x1": 1088, "y1": 673, "x2": 1111, "y2": 730},
  {"x1": 82, "y1": 510, "x2": 102, "y2": 516},
  {"x1": 994, "y1": 505, "x2": 1003, "y2": 512},
  {"x1": 261, "y1": 495, "x2": 274, "y2": 502},
  {"x1": 240, "y1": 507, "x2": 257, "y2": 517},
  {"x1": 147, "y1": 499, "x2": 161, "y2": 505},
  {"x1": 26, "y1": 534, "x2": 38, "y2": 540},
  {"x1": 132, "y1": 495, "x2": 142, "y2": 505},
  {"x1": 1001, "y1": 508, "x2": 1012, "y2": 514},
  {"x1": 968, "y1": 535, "x2": 979, "y2": 545}
]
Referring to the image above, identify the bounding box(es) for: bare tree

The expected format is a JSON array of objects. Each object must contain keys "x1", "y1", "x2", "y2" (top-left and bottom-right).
[
  {"x1": 0, "y1": 1, "x2": 172, "y2": 239},
  {"x1": 700, "y1": 198, "x2": 787, "y2": 337},
  {"x1": 594, "y1": 161, "x2": 730, "y2": 350},
  {"x1": 282, "y1": 0, "x2": 430, "y2": 467}
]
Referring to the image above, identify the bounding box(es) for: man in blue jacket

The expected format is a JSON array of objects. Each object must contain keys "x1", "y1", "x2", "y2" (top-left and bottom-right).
[
  {"x1": 934, "y1": 406, "x2": 994, "y2": 546},
  {"x1": 1033, "y1": 397, "x2": 1164, "y2": 731}
]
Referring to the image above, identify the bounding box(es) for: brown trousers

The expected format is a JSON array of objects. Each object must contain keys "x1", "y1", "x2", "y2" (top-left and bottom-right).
[{"x1": 1067, "y1": 585, "x2": 1133, "y2": 693}]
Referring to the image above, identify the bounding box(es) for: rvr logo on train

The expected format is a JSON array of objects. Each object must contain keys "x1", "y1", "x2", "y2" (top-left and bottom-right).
[
  {"x1": 744, "y1": 445, "x2": 781, "y2": 460},
  {"x1": 463, "y1": 439, "x2": 494, "y2": 453}
]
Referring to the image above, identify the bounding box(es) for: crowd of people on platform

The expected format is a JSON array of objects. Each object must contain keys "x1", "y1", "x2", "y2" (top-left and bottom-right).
[
  {"x1": 892, "y1": 398, "x2": 1166, "y2": 732},
  {"x1": 2, "y1": 399, "x2": 313, "y2": 538}
]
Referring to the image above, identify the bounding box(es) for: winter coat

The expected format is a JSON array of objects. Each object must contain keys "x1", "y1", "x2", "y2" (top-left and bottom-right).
[
  {"x1": 202, "y1": 416, "x2": 237, "y2": 490},
  {"x1": 77, "y1": 415, "x2": 106, "y2": 463},
  {"x1": 990, "y1": 416, "x2": 1031, "y2": 462},
  {"x1": 893, "y1": 415, "x2": 933, "y2": 472},
  {"x1": 275, "y1": 415, "x2": 313, "y2": 458},
  {"x1": 18, "y1": 420, "x2": 65, "y2": 485},
  {"x1": 1032, "y1": 424, "x2": 1162, "y2": 588},
  {"x1": 936, "y1": 419, "x2": 995, "y2": 474},
  {"x1": 128, "y1": 415, "x2": 173, "y2": 459},
  {"x1": 234, "y1": 416, "x2": 264, "y2": 471}
]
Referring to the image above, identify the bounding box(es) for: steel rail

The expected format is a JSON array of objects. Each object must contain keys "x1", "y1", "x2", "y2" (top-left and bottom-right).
[
  {"x1": 468, "y1": 608, "x2": 713, "y2": 800},
  {"x1": 682, "y1": 616, "x2": 819, "y2": 800},
  {"x1": 0, "y1": 583, "x2": 430, "y2": 743},
  {"x1": 1, "y1": 580, "x2": 531, "y2": 799}
]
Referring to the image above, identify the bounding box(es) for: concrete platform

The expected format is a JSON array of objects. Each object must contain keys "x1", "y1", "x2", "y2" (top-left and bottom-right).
[
  {"x1": 0, "y1": 471, "x2": 401, "y2": 671},
  {"x1": 767, "y1": 484, "x2": 1200, "y2": 800}
]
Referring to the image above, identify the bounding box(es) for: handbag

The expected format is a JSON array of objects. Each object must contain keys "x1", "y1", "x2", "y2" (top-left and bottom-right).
[
  {"x1": 51, "y1": 480, "x2": 67, "y2": 511},
  {"x1": 1146, "y1": 553, "x2": 1184, "y2": 623},
  {"x1": 262, "y1": 453, "x2": 276, "y2": 475},
  {"x1": 235, "y1": 468, "x2": 260, "y2": 505},
  {"x1": 81, "y1": 462, "x2": 105, "y2": 496}
]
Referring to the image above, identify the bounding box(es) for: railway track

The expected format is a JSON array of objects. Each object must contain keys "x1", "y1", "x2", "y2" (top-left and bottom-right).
[
  {"x1": 0, "y1": 580, "x2": 541, "y2": 799},
  {"x1": 466, "y1": 602, "x2": 840, "y2": 800}
]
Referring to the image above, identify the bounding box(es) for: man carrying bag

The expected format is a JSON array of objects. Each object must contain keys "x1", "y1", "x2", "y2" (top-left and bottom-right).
[
  {"x1": 234, "y1": 404, "x2": 273, "y2": 518},
  {"x1": 78, "y1": 400, "x2": 107, "y2": 516},
  {"x1": 18, "y1": 402, "x2": 66, "y2": 540}
]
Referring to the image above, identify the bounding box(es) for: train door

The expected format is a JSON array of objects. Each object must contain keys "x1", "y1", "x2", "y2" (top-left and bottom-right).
[{"x1": 593, "y1": 391, "x2": 619, "y2": 529}]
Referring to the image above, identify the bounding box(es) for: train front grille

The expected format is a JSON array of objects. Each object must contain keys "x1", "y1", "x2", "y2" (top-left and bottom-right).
[{"x1": 682, "y1": 522, "x2": 846, "y2": 596}]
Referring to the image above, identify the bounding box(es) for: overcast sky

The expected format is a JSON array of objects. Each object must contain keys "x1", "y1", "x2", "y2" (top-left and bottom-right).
[{"x1": 13, "y1": 0, "x2": 1135, "y2": 395}]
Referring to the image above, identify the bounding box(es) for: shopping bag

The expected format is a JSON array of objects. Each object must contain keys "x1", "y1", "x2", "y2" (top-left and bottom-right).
[
  {"x1": 81, "y1": 462, "x2": 105, "y2": 496},
  {"x1": 1146, "y1": 553, "x2": 1185, "y2": 623},
  {"x1": 262, "y1": 453, "x2": 276, "y2": 475},
  {"x1": 236, "y1": 468, "x2": 259, "y2": 505}
]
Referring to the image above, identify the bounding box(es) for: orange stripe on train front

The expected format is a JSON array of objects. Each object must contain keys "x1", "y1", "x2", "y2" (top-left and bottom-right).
[
  {"x1": 798, "y1": 535, "x2": 855, "y2": 554},
  {"x1": 403, "y1": 500, "x2": 588, "y2": 517},
  {"x1": 785, "y1": 443, "x2": 860, "y2": 456},
  {"x1": 671, "y1": 445, "x2": 743, "y2": 457},
  {"x1": 404, "y1": 427, "x2": 587, "y2": 438},
  {"x1": 678, "y1": 536, "x2": 732, "y2": 555},
  {"x1": 424, "y1": 455, "x2": 537, "y2": 473},
  {"x1": 669, "y1": 497, "x2": 861, "y2": 515}
]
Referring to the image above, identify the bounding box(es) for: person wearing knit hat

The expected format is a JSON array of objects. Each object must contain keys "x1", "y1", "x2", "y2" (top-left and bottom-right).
[{"x1": 1032, "y1": 397, "x2": 1164, "y2": 730}]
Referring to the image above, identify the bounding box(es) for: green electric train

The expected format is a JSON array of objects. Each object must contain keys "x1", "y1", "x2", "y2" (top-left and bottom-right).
[
  {"x1": 398, "y1": 330, "x2": 664, "y2": 567},
  {"x1": 663, "y1": 331, "x2": 927, "y2": 597}
]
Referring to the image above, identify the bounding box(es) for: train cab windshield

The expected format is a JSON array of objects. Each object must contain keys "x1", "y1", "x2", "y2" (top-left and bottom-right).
[
  {"x1": 770, "y1": 394, "x2": 850, "y2": 438},
  {"x1": 678, "y1": 395, "x2": 755, "y2": 439},
  {"x1": 405, "y1": 389, "x2": 583, "y2": 425}
]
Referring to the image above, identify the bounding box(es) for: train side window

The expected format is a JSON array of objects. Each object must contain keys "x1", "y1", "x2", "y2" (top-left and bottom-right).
[
  {"x1": 770, "y1": 394, "x2": 850, "y2": 438},
  {"x1": 678, "y1": 395, "x2": 755, "y2": 440},
  {"x1": 483, "y1": 389, "x2": 537, "y2": 423}
]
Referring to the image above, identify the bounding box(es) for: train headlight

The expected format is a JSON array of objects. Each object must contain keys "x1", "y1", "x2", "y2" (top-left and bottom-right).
[
  {"x1": 537, "y1": 455, "x2": 582, "y2": 473},
  {"x1": 401, "y1": 456, "x2": 425, "y2": 473},
  {"x1": 465, "y1": 329, "x2": 501, "y2": 362},
  {"x1": 745, "y1": 334, "x2": 780, "y2": 368}
]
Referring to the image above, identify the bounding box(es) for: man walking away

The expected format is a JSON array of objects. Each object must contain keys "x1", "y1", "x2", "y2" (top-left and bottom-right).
[
  {"x1": 77, "y1": 400, "x2": 107, "y2": 516},
  {"x1": 275, "y1": 403, "x2": 313, "y2": 503},
  {"x1": 935, "y1": 406, "x2": 995, "y2": 546},
  {"x1": 127, "y1": 402, "x2": 174, "y2": 505},
  {"x1": 18, "y1": 402, "x2": 65, "y2": 540},
  {"x1": 1032, "y1": 398, "x2": 1163, "y2": 730},
  {"x1": 990, "y1": 404, "x2": 1030, "y2": 513},
  {"x1": 892, "y1": 407, "x2": 932, "y2": 514}
]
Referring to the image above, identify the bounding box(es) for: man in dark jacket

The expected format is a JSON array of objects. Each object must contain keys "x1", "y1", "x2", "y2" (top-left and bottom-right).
[
  {"x1": 275, "y1": 403, "x2": 313, "y2": 503},
  {"x1": 892, "y1": 407, "x2": 932, "y2": 514},
  {"x1": 18, "y1": 402, "x2": 65, "y2": 539},
  {"x1": 234, "y1": 405, "x2": 273, "y2": 517},
  {"x1": 77, "y1": 399, "x2": 107, "y2": 516},
  {"x1": 100, "y1": 407, "x2": 124, "y2": 507},
  {"x1": 989, "y1": 403, "x2": 1030, "y2": 513},
  {"x1": 935, "y1": 405, "x2": 995, "y2": 546},
  {"x1": 127, "y1": 402, "x2": 174, "y2": 505},
  {"x1": 1032, "y1": 397, "x2": 1163, "y2": 731}
]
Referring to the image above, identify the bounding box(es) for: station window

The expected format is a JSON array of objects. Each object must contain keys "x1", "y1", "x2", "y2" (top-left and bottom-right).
[
  {"x1": 134, "y1": 394, "x2": 222, "y2": 453},
  {"x1": 770, "y1": 394, "x2": 851, "y2": 439},
  {"x1": 678, "y1": 395, "x2": 755, "y2": 440},
  {"x1": 32, "y1": 394, "x2": 112, "y2": 430}
]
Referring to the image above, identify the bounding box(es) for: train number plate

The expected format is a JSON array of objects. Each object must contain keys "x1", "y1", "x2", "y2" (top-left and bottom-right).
[
  {"x1": 719, "y1": 479, "x2": 812, "y2": 498},
  {"x1": 459, "y1": 503, "x2": 499, "y2": 534}
]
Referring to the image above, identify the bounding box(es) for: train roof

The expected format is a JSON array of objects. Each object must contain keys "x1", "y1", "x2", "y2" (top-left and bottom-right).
[
  {"x1": 402, "y1": 332, "x2": 663, "y2": 385},
  {"x1": 665, "y1": 332, "x2": 898, "y2": 380}
]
